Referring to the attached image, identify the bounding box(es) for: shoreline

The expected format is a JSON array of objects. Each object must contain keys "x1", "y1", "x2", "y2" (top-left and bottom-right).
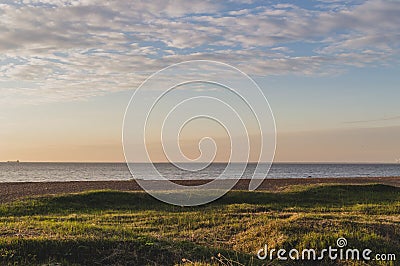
[{"x1": 1, "y1": 176, "x2": 399, "y2": 203}]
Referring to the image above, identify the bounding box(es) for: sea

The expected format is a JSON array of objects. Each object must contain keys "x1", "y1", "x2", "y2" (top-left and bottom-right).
[{"x1": 0, "y1": 162, "x2": 399, "y2": 182}]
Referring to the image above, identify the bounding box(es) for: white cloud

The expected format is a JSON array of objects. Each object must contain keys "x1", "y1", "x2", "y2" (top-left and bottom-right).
[{"x1": 0, "y1": 0, "x2": 399, "y2": 104}]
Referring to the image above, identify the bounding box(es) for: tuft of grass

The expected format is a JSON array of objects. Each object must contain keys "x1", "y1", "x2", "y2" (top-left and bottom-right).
[{"x1": 0, "y1": 184, "x2": 399, "y2": 265}]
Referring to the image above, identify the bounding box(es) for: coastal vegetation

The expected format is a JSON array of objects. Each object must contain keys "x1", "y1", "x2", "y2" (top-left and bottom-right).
[{"x1": 0, "y1": 184, "x2": 398, "y2": 265}]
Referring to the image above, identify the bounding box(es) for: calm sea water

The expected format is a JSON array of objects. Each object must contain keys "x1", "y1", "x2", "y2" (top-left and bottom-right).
[{"x1": 0, "y1": 163, "x2": 399, "y2": 182}]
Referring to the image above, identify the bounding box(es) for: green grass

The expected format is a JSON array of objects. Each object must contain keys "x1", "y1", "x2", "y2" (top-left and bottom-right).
[{"x1": 0, "y1": 184, "x2": 399, "y2": 265}]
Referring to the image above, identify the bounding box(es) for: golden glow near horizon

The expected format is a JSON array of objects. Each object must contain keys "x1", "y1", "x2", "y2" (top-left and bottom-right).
[
  {"x1": 2, "y1": 123, "x2": 400, "y2": 163},
  {"x1": 1, "y1": 79, "x2": 400, "y2": 163}
]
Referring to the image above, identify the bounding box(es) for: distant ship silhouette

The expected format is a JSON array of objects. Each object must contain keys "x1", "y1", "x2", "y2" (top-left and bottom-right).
[{"x1": 6, "y1": 160, "x2": 20, "y2": 163}]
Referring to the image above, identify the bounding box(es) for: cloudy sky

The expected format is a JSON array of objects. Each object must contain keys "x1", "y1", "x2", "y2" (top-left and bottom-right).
[{"x1": 0, "y1": 0, "x2": 399, "y2": 162}]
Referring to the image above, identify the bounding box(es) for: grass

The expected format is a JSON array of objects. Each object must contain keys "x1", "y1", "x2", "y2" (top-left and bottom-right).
[{"x1": 0, "y1": 184, "x2": 399, "y2": 265}]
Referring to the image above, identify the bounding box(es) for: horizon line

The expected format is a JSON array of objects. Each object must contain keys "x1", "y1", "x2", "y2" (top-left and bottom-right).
[{"x1": 2, "y1": 161, "x2": 399, "y2": 164}]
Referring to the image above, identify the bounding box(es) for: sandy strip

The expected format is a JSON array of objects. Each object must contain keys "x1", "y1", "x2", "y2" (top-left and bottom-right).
[{"x1": 0, "y1": 177, "x2": 399, "y2": 203}]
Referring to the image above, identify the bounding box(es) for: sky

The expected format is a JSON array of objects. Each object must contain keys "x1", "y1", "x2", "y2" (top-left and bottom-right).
[{"x1": 0, "y1": 0, "x2": 399, "y2": 163}]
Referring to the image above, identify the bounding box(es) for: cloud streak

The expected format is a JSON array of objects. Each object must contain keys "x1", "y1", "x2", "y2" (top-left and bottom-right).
[{"x1": 344, "y1": 115, "x2": 400, "y2": 124}]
